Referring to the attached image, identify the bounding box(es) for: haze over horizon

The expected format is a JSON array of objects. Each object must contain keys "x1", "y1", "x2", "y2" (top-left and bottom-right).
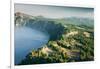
[{"x1": 15, "y1": 3, "x2": 94, "y2": 19}]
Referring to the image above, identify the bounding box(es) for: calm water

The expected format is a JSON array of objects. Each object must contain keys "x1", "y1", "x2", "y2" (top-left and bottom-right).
[{"x1": 15, "y1": 27, "x2": 49, "y2": 65}]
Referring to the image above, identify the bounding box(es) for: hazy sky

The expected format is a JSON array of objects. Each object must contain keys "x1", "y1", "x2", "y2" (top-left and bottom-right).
[{"x1": 15, "y1": 3, "x2": 94, "y2": 19}]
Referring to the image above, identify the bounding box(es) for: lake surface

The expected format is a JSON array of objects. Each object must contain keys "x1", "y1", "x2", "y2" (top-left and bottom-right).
[{"x1": 15, "y1": 27, "x2": 49, "y2": 65}]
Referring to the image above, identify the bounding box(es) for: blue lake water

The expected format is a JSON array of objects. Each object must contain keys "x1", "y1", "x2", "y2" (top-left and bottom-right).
[{"x1": 15, "y1": 27, "x2": 49, "y2": 65}]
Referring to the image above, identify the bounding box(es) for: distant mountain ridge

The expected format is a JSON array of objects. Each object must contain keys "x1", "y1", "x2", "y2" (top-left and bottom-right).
[
  {"x1": 54, "y1": 17, "x2": 94, "y2": 27},
  {"x1": 15, "y1": 12, "x2": 94, "y2": 27}
]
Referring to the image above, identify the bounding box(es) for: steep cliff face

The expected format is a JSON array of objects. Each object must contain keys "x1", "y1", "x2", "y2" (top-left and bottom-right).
[
  {"x1": 15, "y1": 12, "x2": 34, "y2": 26},
  {"x1": 15, "y1": 12, "x2": 65, "y2": 40}
]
